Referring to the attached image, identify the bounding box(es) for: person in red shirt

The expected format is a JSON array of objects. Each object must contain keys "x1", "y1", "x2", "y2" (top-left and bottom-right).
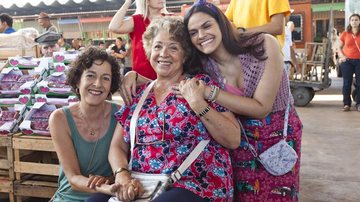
[
  {"x1": 109, "y1": 0, "x2": 169, "y2": 80},
  {"x1": 338, "y1": 13, "x2": 360, "y2": 111}
]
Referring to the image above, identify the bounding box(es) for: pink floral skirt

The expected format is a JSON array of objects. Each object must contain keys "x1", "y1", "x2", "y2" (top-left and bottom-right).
[{"x1": 232, "y1": 107, "x2": 302, "y2": 202}]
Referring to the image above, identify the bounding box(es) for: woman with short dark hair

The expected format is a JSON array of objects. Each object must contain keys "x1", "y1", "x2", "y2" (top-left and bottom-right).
[{"x1": 49, "y1": 47, "x2": 121, "y2": 201}]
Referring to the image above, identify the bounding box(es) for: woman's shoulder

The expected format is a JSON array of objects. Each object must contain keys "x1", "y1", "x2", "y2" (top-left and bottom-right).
[
  {"x1": 132, "y1": 14, "x2": 144, "y2": 21},
  {"x1": 193, "y1": 73, "x2": 220, "y2": 86},
  {"x1": 49, "y1": 107, "x2": 67, "y2": 123},
  {"x1": 263, "y1": 34, "x2": 280, "y2": 48}
]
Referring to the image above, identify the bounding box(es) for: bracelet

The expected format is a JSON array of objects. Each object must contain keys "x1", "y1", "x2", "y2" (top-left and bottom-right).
[
  {"x1": 207, "y1": 85, "x2": 219, "y2": 102},
  {"x1": 135, "y1": 72, "x2": 138, "y2": 82},
  {"x1": 114, "y1": 167, "x2": 129, "y2": 176},
  {"x1": 207, "y1": 85, "x2": 216, "y2": 101},
  {"x1": 198, "y1": 105, "x2": 211, "y2": 117},
  {"x1": 213, "y1": 86, "x2": 220, "y2": 102}
]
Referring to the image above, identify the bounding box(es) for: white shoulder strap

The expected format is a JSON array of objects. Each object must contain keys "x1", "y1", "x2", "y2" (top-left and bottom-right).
[
  {"x1": 129, "y1": 80, "x2": 156, "y2": 169},
  {"x1": 128, "y1": 80, "x2": 209, "y2": 181}
]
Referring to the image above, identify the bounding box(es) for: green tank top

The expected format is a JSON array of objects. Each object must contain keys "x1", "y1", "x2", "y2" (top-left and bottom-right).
[{"x1": 53, "y1": 102, "x2": 117, "y2": 202}]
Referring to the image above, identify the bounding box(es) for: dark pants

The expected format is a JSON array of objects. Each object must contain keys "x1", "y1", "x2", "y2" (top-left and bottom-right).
[
  {"x1": 340, "y1": 59, "x2": 360, "y2": 106},
  {"x1": 152, "y1": 187, "x2": 207, "y2": 202},
  {"x1": 85, "y1": 193, "x2": 111, "y2": 202}
]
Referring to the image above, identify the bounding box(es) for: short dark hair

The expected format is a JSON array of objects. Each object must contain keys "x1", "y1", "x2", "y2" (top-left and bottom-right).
[
  {"x1": 38, "y1": 12, "x2": 50, "y2": 20},
  {"x1": 184, "y1": 1, "x2": 266, "y2": 61},
  {"x1": 0, "y1": 13, "x2": 13, "y2": 27},
  {"x1": 116, "y1": 37, "x2": 123, "y2": 41},
  {"x1": 67, "y1": 47, "x2": 121, "y2": 99}
]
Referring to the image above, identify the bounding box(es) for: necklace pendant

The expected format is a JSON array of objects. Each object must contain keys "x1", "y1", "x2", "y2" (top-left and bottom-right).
[{"x1": 90, "y1": 129, "x2": 95, "y2": 136}]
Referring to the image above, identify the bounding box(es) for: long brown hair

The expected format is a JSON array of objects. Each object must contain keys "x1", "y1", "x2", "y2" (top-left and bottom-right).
[
  {"x1": 184, "y1": 1, "x2": 267, "y2": 61},
  {"x1": 346, "y1": 13, "x2": 360, "y2": 35}
]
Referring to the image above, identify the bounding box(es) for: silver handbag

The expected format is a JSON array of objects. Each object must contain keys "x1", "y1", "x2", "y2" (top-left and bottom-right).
[
  {"x1": 258, "y1": 139, "x2": 298, "y2": 176},
  {"x1": 129, "y1": 172, "x2": 171, "y2": 201}
]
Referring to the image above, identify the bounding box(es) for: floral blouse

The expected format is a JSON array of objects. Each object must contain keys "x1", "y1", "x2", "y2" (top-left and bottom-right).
[{"x1": 115, "y1": 74, "x2": 234, "y2": 201}]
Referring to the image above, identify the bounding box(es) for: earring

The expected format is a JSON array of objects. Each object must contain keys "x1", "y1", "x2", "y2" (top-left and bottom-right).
[{"x1": 75, "y1": 88, "x2": 79, "y2": 94}]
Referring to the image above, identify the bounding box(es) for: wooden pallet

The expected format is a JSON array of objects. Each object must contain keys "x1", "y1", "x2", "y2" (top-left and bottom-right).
[
  {"x1": 12, "y1": 134, "x2": 59, "y2": 201},
  {"x1": 0, "y1": 135, "x2": 14, "y2": 202}
]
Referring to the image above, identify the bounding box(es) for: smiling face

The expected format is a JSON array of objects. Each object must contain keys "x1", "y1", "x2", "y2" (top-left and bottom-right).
[
  {"x1": 150, "y1": 30, "x2": 185, "y2": 79},
  {"x1": 187, "y1": 12, "x2": 223, "y2": 55},
  {"x1": 78, "y1": 60, "x2": 112, "y2": 106}
]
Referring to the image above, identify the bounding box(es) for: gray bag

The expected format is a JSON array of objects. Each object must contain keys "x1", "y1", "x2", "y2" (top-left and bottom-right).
[
  {"x1": 241, "y1": 96, "x2": 298, "y2": 176},
  {"x1": 258, "y1": 139, "x2": 298, "y2": 176}
]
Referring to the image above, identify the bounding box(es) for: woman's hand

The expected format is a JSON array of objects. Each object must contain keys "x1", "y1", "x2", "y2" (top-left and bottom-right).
[
  {"x1": 338, "y1": 56, "x2": 347, "y2": 64},
  {"x1": 120, "y1": 71, "x2": 138, "y2": 105},
  {"x1": 111, "y1": 179, "x2": 144, "y2": 201},
  {"x1": 178, "y1": 78, "x2": 208, "y2": 112},
  {"x1": 173, "y1": 81, "x2": 211, "y2": 100},
  {"x1": 87, "y1": 175, "x2": 111, "y2": 189}
]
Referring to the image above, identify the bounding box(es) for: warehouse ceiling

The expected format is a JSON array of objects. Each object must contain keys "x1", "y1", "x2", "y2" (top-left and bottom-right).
[{"x1": 0, "y1": 0, "x2": 195, "y2": 17}]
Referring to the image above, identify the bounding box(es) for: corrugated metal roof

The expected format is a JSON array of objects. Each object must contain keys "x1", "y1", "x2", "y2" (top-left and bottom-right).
[{"x1": 0, "y1": 0, "x2": 195, "y2": 17}]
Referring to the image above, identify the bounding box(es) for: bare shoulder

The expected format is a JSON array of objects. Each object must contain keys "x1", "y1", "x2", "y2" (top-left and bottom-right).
[
  {"x1": 263, "y1": 34, "x2": 280, "y2": 50},
  {"x1": 49, "y1": 108, "x2": 66, "y2": 124},
  {"x1": 49, "y1": 107, "x2": 71, "y2": 139}
]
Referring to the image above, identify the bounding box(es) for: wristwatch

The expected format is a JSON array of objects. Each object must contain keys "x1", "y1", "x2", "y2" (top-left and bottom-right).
[{"x1": 114, "y1": 167, "x2": 129, "y2": 176}]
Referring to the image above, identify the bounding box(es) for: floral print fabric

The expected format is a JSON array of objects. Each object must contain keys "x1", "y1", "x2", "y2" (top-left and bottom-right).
[
  {"x1": 232, "y1": 108, "x2": 302, "y2": 201},
  {"x1": 115, "y1": 74, "x2": 234, "y2": 202}
]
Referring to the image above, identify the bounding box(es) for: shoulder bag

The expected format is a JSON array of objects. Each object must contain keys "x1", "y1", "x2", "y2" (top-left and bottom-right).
[
  {"x1": 241, "y1": 98, "x2": 298, "y2": 176},
  {"x1": 109, "y1": 80, "x2": 209, "y2": 202}
]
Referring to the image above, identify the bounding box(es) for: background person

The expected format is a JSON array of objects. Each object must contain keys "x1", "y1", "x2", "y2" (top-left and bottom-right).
[
  {"x1": 225, "y1": 0, "x2": 290, "y2": 47},
  {"x1": 338, "y1": 13, "x2": 360, "y2": 111},
  {"x1": 57, "y1": 34, "x2": 72, "y2": 51},
  {"x1": 38, "y1": 12, "x2": 58, "y2": 33},
  {"x1": 108, "y1": 0, "x2": 169, "y2": 80},
  {"x1": 183, "y1": 2, "x2": 302, "y2": 201},
  {"x1": 283, "y1": 20, "x2": 299, "y2": 74},
  {"x1": 111, "y1": 37, "x2": 127, "y2": 72},
  {"x1": 49, "y1": 47, "x2": 121, "y2": 202},
  {"x1": 0, "y1": 13, "x2": 16, "y2": 34},
  {"x1": 98, "y1": 41, "x2": 106, "y2": 50},
  {"x1": 108, "y1": 16, "x2": 239, "y2": 202}
]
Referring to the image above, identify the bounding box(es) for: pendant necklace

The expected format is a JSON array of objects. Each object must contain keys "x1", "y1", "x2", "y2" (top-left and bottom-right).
[{"x1": 78, "y1": 106, "x2": 103, "y2": 136}]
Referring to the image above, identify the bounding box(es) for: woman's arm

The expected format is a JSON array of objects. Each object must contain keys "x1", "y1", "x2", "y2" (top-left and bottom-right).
[
  {"x1": 179, "y1": 79, "x2": 240, "y2": 149},
  {"x1": 120, "y1": 71, "x2": 152, "y2": 105},
  {"x1": 205, "y1": 34, "x2": 283, "y2": 118},
  {"x1": 108, "y1": 0, "x2": 135, "y2": 34},
  {"x1": 245, "y1": 14, "x2": 284, "y2": 35},
  {"x1": 337, "y1": 40, "x2": 347, "y2": 62},
  {"x1": 108, "y1": 123, "x2": 143, "y2": 200},
  {"x1": 49, "y1": 109, "x2": 111, "y2": 194}
]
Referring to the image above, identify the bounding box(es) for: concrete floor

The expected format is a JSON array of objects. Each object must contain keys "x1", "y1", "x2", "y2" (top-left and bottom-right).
[{"x1": 297, "y1": 73, "x2": 360, "y2": 202}]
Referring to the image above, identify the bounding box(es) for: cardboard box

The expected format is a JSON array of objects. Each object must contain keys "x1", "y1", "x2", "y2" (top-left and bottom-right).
[
  {"x1": 0, "y1": 67, "x2": 42, "y2": 96},
  {"x1": 0, "y1": 104, "x2": 27, "y2": 135},
  {"x1": 36, "y1": 72, "x2": 72, "y2": 96}
]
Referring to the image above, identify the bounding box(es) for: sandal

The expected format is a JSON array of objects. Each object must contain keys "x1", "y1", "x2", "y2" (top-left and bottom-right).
[{"x1": 343, "y1": 105, "x2": 350, "y2": 111}]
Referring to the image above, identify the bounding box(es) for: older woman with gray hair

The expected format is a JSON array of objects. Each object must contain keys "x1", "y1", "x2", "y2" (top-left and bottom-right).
[{"x1": 108, "y1": 16, "x2": 240, "y2": 202}]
